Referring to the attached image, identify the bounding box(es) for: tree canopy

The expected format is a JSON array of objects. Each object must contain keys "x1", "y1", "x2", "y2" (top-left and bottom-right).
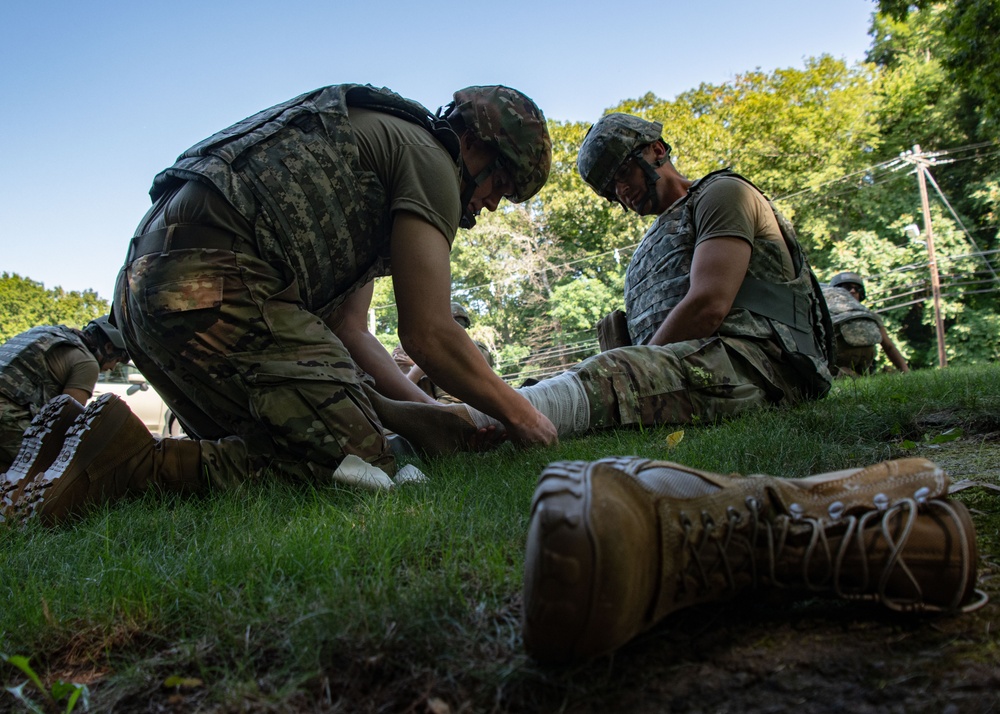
[
  {"x1": 9, "y1": 3, "x2": 999, "y2": 371},
  {"x1": 0, "y1": 272, "x2": 109, "y2": 343}
]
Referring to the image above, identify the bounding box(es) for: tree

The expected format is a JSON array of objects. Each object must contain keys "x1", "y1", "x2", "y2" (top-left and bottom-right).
[
  {"x1": 875, "y1": 0, "x2": 1000, "y2": 131},
  {"x1": 0, "y1": 273, "x2": 109, "y2": 342}
]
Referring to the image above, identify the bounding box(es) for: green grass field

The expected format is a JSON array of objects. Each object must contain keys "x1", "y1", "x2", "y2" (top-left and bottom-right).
[{"x1": 2, "y1": 365, "x2": 999, "y2": 712}]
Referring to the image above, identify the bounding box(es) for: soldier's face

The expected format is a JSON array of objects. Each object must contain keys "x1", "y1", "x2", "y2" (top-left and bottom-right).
[
  {"x1": 462, "y1": 140, "x2": 515, "y2": 218},
  {"x1": 611, "y1": 145, "x2": 664, "y2": 216},
  {"x1": 612, "y1": 156, "x2": 650, "y2": 214},
  {"x1": 844, "y1": 284, "x2": 863, "y2": 301},
  {"x1": 476, "y1": 160, "x2": 515, "y2": 213}
]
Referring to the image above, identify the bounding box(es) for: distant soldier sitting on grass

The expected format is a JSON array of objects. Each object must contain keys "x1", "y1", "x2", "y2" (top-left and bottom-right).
[{"x1": 825, "y1": 271, "x2": 910, "y2": 377}]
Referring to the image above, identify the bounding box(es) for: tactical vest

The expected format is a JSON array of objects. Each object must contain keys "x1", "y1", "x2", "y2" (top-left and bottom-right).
[
  {"x1": 149, "y1": 84, "x2": 462, "y2": 318},
  {"x1": 0, "y1": 326, "x2": 90, "y2": 411},
  {"x1": 623, "y1": 169, "x2": 833, "y2": 398},
  {"x1": 822, "y1": 285, "x2": 883, "y2": 347}
]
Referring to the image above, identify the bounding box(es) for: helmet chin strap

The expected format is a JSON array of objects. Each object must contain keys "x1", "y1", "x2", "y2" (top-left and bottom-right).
[
  {"x1": 613, "y1": 148, "x2": 664, "y2": 213},
  {"x1": 458, "y1": 160, "x2": 498, "y2": 229},
  {"x1": 634, "y1": 155, "x2": 664, "y2": 214}
]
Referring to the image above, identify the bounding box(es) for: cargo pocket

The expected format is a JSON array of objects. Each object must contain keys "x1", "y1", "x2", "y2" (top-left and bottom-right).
[{"x1": 143, "y1": 275, "x2": 225, "y2": 317}]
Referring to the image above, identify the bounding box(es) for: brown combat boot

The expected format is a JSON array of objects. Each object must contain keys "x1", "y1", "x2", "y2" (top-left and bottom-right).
[
  {"x1": 11, "y1": 393, "x2": 205, "y2": 525},
  {"x1": 522, "y1": 457, "x2": 987, "y2": 664},
  {"x1": 1, "y1": 394, "x2": 85, "y2": 522}
]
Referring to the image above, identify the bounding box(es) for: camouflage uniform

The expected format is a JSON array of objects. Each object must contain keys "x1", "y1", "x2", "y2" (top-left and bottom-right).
[
  {"x1": 0, "y1": 326, "x2": 94, "y2": 469},
  {"x1": 115, "y1": 84, "x2": 466, "y2": 486},
  {"x1": 563, "y1": 170, "x2": 832, "y2": 431},
  {"x1": 822, "y1": 285, "x2": 883, "y2": 377}
]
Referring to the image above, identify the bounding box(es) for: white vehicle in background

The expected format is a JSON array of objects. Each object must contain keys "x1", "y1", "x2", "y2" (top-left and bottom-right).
[{"x1": 92, "y1": 365, "x2": 184, "y2": 437}]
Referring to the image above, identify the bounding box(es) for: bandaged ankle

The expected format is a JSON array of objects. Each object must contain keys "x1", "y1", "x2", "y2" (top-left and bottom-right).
[{"x1": 520, "y1": 372, "x2": 591, "y2": 436}]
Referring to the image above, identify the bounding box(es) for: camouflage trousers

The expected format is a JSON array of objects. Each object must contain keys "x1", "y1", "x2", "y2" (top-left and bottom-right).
[
  {"x1": 566, "y1": 335, "x2": 809, "y2": 430},
  {"x1": 0, "y1": 395, "x2": 33, "y2": 472},
  {"x1": 114, "y1": 237, "x2": 393, "y2": 491}
]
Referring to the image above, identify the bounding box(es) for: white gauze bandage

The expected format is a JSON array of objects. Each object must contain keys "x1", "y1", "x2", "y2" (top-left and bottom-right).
[{"x1": 467, "y1": 372, "x2": 591, "y2": 436}]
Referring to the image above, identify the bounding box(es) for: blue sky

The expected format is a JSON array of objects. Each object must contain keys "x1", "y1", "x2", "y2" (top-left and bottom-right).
[{"x1": 1, "y1": 0, "x2": 877, "y2": 301}]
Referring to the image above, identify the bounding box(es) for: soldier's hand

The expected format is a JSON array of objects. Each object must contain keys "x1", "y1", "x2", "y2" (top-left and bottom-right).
[{"x1": 507, "y1": 410, "x2": 558, "y2": 449}]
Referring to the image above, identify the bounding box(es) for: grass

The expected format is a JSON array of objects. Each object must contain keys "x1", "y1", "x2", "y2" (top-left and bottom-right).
[{"x1": 2, "y1": 364, "x2": 999, "y2": 712}]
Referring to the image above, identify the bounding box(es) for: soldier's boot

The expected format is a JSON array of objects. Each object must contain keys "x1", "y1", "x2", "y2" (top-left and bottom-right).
[
  {"x1": 12, "y1": 393, "x2": 205, "y2": 525},
  {"x1": 0, "y1": 395, "x2": 85, "y2": 521},
  {"x1": 522, "y1": 456, "x2": 987, "y2": 664}
]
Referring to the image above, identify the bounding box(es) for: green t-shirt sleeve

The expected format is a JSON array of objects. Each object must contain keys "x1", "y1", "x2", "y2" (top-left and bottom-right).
[
  {"x1": 387, "y1": 144, "x2": 462, "y2": 246},
  {"x1": 692, "y1": 176, "x2": 766, "y2": 248},
  {"x1": 349, "y1": 108, "x2": 462, "y2": 247},
  {"x1": 46, "y1": 344, "x2": 100, "y2": 397},
  {"x1": 692, "y1": 176, "x2": 795, "y2": 279}
]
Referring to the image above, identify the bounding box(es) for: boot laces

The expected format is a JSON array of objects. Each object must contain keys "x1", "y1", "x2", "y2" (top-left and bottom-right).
[{"x1": 677, "y1": 493, "x2": 987, "y2": 613}]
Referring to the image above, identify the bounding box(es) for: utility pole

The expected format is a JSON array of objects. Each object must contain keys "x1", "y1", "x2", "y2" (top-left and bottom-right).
[{"x1": 903, "y1": 144, "x2": 948, "y2": 368}]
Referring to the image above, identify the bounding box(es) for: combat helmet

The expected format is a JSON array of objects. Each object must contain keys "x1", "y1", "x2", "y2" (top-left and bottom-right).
[
  {"x1": 830, "y1": 271, "x2": 867, "y2": 301},
  {"x1": 82, "y1": 315, "x2": 129, "y2": 366},
  {"x1": 577, "y1": 113, "x2": 669, "y2": 206},
  {"x1": 444, "y1": 86, "x2": 552, "y2": 228},
  {"x1": 450, "y1": 302, "x2": 471, "y2": 329}
]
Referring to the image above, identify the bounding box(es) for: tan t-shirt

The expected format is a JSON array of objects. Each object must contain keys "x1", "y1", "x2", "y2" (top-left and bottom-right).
[
  {"x1": 45, "y1": 343, "x2": 100, "y2": 398},
  {"x1": 348, "y1": 107, "x2": 462, "y2": 247},
  {"x1": 692, "y1": 176, "x2": 795, "y2": 280}
]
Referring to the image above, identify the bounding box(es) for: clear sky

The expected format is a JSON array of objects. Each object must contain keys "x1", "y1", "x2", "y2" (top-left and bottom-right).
[{"x1": 0, "y1": 0, "x2": 877, "y2": 302}]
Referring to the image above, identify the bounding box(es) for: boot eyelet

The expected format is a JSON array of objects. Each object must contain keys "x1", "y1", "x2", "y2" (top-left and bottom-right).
[
  {"x1": 873, "y1": 493, "x2": 889, "y2": 511},
  {"x1": 828, "y1": 501, "x2": 845, "y2": 520},
  {"x1": 789, "y1": 503, "x2": 804, "y2": 521},
  {"x1": 913, "y1": 486, "x2": 930, "y2": 504}
]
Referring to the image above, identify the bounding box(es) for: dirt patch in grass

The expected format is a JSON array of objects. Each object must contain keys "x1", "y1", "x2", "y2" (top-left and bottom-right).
[{"x1": 340, "y1": 433, "x2": 1000, "y2": 714}]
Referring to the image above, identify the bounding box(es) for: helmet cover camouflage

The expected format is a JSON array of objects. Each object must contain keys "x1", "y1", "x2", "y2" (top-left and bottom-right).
[
  {"x1": 830, "y1": 271, "x2": 866, "y2": 300},
  {"x1": 451, "y1": 86, "x2": 551, "y2": 202},
  {"x1": 577, "y1": 113, "x2": 664, "y2": 201},
  {"x1": 85, "y1": 314, "x2": 126, "y2": 350},
  {"x1": 450, "y1": 302, "x2": 471, "y2": 328}
]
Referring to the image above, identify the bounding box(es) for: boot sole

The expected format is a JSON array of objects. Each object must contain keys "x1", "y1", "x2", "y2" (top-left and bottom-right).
[
  {"x1": 14, "y1": 394, "x2": 135, "y2": 525},
  {"x1": 0, "y1": 395, "x2": 85, "y2": 522},
  {"x1": 523, "y1": 460, "x2": 597, "y2": 663}
]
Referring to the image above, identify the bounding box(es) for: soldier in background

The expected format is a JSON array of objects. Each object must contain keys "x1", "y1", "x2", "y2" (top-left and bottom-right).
[
  {"x1": 826, "y1": 271, "x2": 909, "y2": 376},
  {"x1": 0, "y1": 316, "x2": 128, "y2": 475}
]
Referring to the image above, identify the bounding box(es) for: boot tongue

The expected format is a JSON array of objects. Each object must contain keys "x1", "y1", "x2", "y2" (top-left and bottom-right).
[{"x1": 636, "y1": 465, "x2": 721, "y2": 498}]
